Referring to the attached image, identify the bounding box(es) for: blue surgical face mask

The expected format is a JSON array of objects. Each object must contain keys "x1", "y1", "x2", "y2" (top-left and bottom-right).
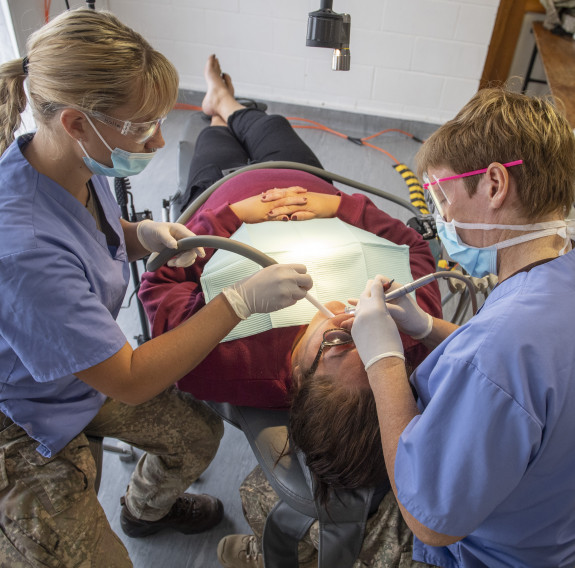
[
  {"x1": 78, "y1": 114, "x2": 155, "y2": 177},
  {"x1": 435, "y1": 216, "x2": 574, "y2": 278}
]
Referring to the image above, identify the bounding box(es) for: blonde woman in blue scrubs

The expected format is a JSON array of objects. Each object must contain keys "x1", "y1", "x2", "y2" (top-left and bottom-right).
[{"x1": 0, "y1": 9, "x2": 312, "y2": 566}]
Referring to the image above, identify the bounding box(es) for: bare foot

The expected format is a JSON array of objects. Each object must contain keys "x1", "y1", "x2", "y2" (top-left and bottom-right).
[
  {"x1": 201, "y1": 54, "x2": 243, "y2": 122},
  {"x1": 210, "y1": 115, "x2": 227, "y2": 127}
]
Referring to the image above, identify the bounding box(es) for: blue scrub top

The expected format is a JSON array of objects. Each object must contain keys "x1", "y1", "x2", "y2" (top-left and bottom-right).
[
  {"x1": 395, "y1": 251, "x2": 575, "y2": 567},
  {"x1": 0, "y1": 134, "x2": 130, "y2": 457}
]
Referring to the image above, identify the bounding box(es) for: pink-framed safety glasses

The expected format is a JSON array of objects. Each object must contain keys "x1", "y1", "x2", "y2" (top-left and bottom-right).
[{"x1": 422, "y1": 159, "x2": 524, "y2": 219}]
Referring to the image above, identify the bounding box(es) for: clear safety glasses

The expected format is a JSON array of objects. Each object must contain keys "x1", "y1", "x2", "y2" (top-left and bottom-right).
[
  {"x1": 87, "y1": 110, "x2": 166, "y2": 144},
  {"x1": 423, "y1": 160, "x2": 524, "y2": 220},
  {"x1": 308, "y1": 328, "x2": 354, "y2": 377}
]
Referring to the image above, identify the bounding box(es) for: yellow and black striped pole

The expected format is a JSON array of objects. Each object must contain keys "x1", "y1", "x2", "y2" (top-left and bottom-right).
[
  {"x1": 394, "y1": 163, "x2": 443, "y2": 263},
  {"x1": 393, "y1": 163, "x2": 429, "y2": 215}
]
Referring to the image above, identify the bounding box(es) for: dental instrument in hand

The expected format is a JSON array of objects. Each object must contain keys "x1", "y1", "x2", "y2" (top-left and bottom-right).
[
  {"x1": 345, "y1": 271, "x2": 479, "y2": 315},
  {"x1": 146, "y1": 235, "x2": 334, "y2": 317},
  {"x1": 386, "y1": 274, "x2": 437, "y2": 301},
  {"x1": 345, "y1": 274, "x2": 436, "y2": 314}
]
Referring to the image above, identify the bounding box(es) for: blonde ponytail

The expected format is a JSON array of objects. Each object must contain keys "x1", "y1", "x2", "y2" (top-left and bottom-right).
[{"x1": 0, "y1": 59, "x2": 28, "y2": 156}]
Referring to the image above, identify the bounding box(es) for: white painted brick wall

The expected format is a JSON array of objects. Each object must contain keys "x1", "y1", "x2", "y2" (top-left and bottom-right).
[{"x1": 27, "y1": 0, "x2": 499, "y2": 125}]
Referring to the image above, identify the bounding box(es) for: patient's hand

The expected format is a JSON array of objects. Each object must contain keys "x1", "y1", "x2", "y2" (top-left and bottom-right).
[
  {"x1": 261, "y1": 186, "x2": 308, "y2": 202},
  {"x1": 229, "y1": 188, "x2": 308, "y2": 224},
  {"x1": 265, "y1": 191, "x2": 341, "y2": 221}
]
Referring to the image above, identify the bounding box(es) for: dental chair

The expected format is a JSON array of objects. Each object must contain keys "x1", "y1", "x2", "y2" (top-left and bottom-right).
[{"x1": 205, "y1": 401, "x2": 386, "y2": 568}]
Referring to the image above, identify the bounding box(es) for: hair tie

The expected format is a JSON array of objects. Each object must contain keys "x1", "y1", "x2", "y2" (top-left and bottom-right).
[{"x1": 22, "y1": 56, "x2": 29, "y2": 75}]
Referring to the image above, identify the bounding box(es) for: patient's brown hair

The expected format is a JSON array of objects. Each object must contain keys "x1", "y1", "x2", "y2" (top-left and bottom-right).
[{"x1": 288, "y1": 369, "x2": 388, "y2": 506}]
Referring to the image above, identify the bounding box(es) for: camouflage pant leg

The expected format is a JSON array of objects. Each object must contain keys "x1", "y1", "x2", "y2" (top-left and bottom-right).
[
  {"x1": 85, "y1": 386, "x2": 224, "y2": 521},
  {"x1": 239, "y1": 466, "x2": 438, "y2": 568},
  {"x1": 239, "y1": 466, "x2": 318, "y2": 565},
  {"x1": 0, "y1": 418, "x2": 132, "y2": 568},
  {"x1": 353, "y1": 490, "x2": 438, "y2": 568}
]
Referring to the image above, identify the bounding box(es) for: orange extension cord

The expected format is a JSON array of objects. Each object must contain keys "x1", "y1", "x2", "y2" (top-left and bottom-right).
[
  {"x1": 44, "y1": 0, "x2": 52, "y2": 23},
  {"x1": 172, "y1": 104, "x2": 424, "y2": 165}
]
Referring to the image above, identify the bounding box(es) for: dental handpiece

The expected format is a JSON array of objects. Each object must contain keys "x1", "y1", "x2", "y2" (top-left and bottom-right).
[{"x1": 344, "y1": 273, "x2": 438, "y2": 315}]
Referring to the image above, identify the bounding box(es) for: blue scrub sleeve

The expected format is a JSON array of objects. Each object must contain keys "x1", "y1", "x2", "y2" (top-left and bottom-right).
[
  {"x1": 395, "y1": 356, "x2": 542, "y2": 537},
  {"x1": 0, "y1": 247, "x2": 127, "y2": 382}
]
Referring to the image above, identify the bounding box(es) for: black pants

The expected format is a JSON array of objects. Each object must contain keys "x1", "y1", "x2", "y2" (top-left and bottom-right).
[{"x1": 177, "y1": 108, "x2": 325, "y2": 215}]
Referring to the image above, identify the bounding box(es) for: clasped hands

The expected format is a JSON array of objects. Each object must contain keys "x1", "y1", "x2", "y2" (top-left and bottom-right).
[
  {"x1": 230, "y1": 186, "x2": 341, "y2": 224},
  {"x1": 350, "y1": 276, "x2": 433, "y2": 371}
]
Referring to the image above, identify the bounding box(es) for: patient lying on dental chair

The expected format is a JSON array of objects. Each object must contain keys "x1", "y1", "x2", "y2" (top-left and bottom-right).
[
  {"x1": 139, "y1": 55, "x2": 442, "y2": 567},
  {"x1": 139, "y1": 52, "x2": 441, "y2": 485}
]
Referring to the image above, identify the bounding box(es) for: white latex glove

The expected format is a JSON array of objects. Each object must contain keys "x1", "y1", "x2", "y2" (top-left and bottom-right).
[
  {"x1": 222, "y1": 263, "x2": 312, "y2": 319},
  {"x1": 349, "y1": 278, "x2": 433, "y2": 340},
  {"x1": 351, "y1": 276, "x2": 405, "y2": 371},
  {"x1": 136, "y1": 219, "x2": 205, "y2": 268},
  {"x1": 384, "y1": 280, "x2": 433, "y2": 340}
]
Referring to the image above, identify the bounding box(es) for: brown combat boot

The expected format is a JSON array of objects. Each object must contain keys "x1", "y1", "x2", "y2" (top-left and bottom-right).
[{"x1": 120, "y1": 493, "x2": 223, "y2": 537}]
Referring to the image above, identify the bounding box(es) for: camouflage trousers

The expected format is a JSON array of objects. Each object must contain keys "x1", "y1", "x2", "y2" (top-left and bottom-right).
[
  {"x1": 240, "y1": 466, "x2": 438, "y2": 568},
  {"x1": 0, "y1": 386, "x2": 223, "y2": 568}
]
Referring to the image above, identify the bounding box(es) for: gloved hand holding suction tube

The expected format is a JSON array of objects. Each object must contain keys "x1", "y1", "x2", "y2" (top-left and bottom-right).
[
  {"x1": 351, "y1": 275, "x2": 405, "y2": 371},
  {"x1": 348, "y1": 276, "x2": 434, "y2": 340},
  {"x1": 137, "y1": 219, "x2": 206, "y2": 268},
  {"x1": 222, "y1": 264, "x2": 313, "y2": 319}
]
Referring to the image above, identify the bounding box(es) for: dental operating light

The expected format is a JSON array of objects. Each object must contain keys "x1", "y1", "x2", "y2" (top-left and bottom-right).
[{"x1": 306, "y1": 1, "x2": 351, "y2": 71}]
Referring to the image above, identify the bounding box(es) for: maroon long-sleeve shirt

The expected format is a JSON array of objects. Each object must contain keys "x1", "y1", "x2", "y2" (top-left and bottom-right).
[{"x1": 139, "y1": 169, "x2": 442, "y2": 408}]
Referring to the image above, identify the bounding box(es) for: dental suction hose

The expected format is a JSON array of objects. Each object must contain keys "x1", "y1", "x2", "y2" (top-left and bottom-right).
[
  {"x1": 396, "y1": 272, "x2": 478, "y2": 314},
  {"x1": 145, "y1": 236, "x2": 335, "y2": 318},
  {"x1": 433, "y1": 271, "x2": 478, "y2": 315},
  {"x1": 147, "y1": 236, "x2": 276, "y2": 272}
]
